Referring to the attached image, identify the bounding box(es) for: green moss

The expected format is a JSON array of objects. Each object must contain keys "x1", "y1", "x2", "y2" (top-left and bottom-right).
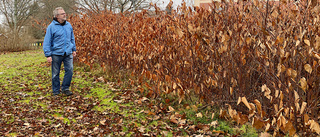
[
  {"x1": 239, "y1": 124, "x2": 258, "y2": 137},
  {"x1": 216, "y1": 121, "x2": 234, "y2": 134},
  {"x1": 7, "y1": 132, "x2": 18, "y2": 137},
  {"x1": 20, "y1": 99, "x2": 30, "y2": 104},
  {"x1": 64, "y1": 118, "x2": 71, "y2": 125},
  {"x1": 0, "y1": 50, "x2": 45, "y2": 77}
]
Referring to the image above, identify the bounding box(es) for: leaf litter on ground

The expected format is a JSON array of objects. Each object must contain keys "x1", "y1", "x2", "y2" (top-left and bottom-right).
[{"x1": 0, "y1": 50, "x2": 254, "y2": 136}]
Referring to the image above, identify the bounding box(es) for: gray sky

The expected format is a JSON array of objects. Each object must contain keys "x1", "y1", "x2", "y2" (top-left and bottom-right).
[
  {"x1": 0, "y1": 0, "x2": 189, "y2": 25},
  {"x1": 0, "y1": 15, "x2": 4, "y2": 26},
  {"x1": 155, "y1": 0, "x2": 183, "y2": 9}
]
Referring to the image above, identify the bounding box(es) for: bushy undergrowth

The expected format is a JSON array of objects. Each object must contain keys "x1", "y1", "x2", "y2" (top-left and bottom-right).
[{"x1": 0, "y1": 32, "x2": 38, "y2": 52}]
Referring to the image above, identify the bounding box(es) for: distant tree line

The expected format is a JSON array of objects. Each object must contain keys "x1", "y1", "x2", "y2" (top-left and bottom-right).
[{"x1": 0, "y1": 0, "x2": 161, "y2": 51}]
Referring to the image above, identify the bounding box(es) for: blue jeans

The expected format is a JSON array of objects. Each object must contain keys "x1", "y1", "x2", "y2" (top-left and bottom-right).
[{"x1": 51, "y1": 54, "x2": 73, "y2": 94}]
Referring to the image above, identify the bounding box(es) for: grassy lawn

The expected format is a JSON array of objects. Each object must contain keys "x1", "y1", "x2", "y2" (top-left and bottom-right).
[{"x1": 0, "y1": 49, "x2": 258, "y2": 136}]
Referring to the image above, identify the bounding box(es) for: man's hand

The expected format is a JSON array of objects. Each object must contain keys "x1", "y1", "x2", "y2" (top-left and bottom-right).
[
  {"x1": 47, "y1": 57, "x2": 52, "y2": 63},
  {"x1": 73, "y1": 51, "x2": 76, "y2": 57}
]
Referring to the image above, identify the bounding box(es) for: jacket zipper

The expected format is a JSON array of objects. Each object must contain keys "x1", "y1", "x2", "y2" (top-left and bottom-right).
[{"x1": 62, "y1": 25, "x2": 67, "y2": 55}]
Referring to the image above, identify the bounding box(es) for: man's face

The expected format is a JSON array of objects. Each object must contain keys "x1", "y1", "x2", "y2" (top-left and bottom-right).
[{"x1": 56, "y1": 9, "x2": 66, "y2": 22}]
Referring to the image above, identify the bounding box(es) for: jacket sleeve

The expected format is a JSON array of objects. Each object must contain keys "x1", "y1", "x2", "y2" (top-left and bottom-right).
[
  {"x1": 43, "y1": 25, "x2": 53, "y2": 57},
  {"x1": 71, "y1": 28, "x2": 76, "y2": 52}
]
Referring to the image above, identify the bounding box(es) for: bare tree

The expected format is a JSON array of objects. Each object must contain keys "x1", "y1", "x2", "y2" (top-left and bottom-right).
[
  {"x1": 0, "y1": 0, "x2": 37, "y2": 35},
  {"x1": 0, "y1": 0, "x2": 40, "y2": 49},
  {"x1": 77, "y1": 0, "x2": 151, "y2": 13},
  {"x1": 31, "y1": 0, "x2": 76, "y2": 39},
  {"x1": 38, "y1": 0, "x2": 76, "y2": 21}
]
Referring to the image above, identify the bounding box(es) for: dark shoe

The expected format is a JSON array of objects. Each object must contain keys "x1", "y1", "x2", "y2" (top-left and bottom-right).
[
  {"x1": 53, "y1": 92, "x2": 60, "y2": 96},
  {"x1": 62, "y1": 90, "x2": 73, "y2": 96}
]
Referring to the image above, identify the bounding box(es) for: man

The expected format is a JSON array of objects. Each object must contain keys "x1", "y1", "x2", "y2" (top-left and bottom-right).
[{"x1": 43, "y1": 7, "x2": 76, "y2": 96}]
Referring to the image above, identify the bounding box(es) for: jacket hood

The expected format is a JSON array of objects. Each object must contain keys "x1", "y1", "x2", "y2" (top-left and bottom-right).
[{"x1": 53, "y1": 17, "x2": 66, "y2": 26}]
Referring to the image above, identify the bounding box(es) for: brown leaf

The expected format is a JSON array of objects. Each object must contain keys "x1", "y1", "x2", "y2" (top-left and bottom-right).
[
  {"x1": 300, "y1": 102, "x2": 307, "y2": 114},
  {"x1": 304, "y1": 64, "x2": 312, "y2": 74},
  {"x1": 242, "y1": 97, "x2": 252, "y2": 110},
  {"x1": 285, "y1": 121, "x2": 296, "y2": 136},
  {"x1": 100, "y1": 120, "x2": 106, "y2": 125},
  {"x1": 309, "y1": 120, "x2": 320, "y2": 134},
  {"x1": 260, "y1": 132, "x2": 271, "y2": 137},
  {"x1": 294, "y1": 90, "x2": 299, "y2": 102},
  {"x1": 265, "y1": 123, "x2": 271, "y2": 132},
  {"x1": 219, "y1": 109, "x2": 228, "y2": 120},
  {"x1": 175, "y1": 27, "x2": 184, "y2": 38},
  {"x1": 304, "y1": 114, "x2": 310, "y2": 125},
  {"x1": 313, "y1": 51, "x2": 320, "y2": 60},
  {"x1": 211, "y1": 112, "x2": 215, "y2": 119},
  {"x1": 168, "y1": 106, "x2": 175, "y2": 112},
  {"x1": 291, "y1": 69, "x2": 297, "y2": 79},
  {"x1": 230, "y1": 87, "x2": 233, "y2": 95},
  {"x1": 212, "y1": 130, "x2": 224, "y2": 134},
  {"x1": 170, "y1": 118, "x2": 179, "y2": 124},
  {"x1": 196, "y1": 112, "x2": 203, "y2": 118},
  {"x1": 238, "y1": 112, "x2": 249, "y2": 125},
  {"x1": 304, "y1": 39, "x2": 311, "y2": 46},
  {"x1": 227, "y1": 104, "x2": 237, "y2": 120},
  {"x1": 237, "y1": 96, "x2": 241, "y2": 105},
  {"x1": 252, "y1": 117, "x2": 265, "y2": 130},
  {"x1": 300, "y1": 77, "x2": 307, "y2": 92},
  {"x1": 253, "y1": 99, "x2": 262, "y2": 116}
]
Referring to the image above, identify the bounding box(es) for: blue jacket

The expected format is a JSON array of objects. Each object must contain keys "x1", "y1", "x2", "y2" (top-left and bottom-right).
[{"x1": 43, "y1": 20, "x2": 76, "y2": 57}]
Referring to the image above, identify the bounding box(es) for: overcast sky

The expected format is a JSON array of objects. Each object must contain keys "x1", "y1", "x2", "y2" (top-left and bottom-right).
[
  {"x1": 155, "y1": 0, "x2": 184, "y2": 9},
  {"x1": 0, "y1": 15, "x2": 3, "y2": 26},
  {"x1": 0, "y1": 0, "x2": 189, "y2": 25}
]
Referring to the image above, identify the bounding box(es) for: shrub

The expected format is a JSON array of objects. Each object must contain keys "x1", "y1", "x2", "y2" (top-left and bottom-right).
[{"x1": 70, "y1": 1, "x2": 320, "y2": 136}]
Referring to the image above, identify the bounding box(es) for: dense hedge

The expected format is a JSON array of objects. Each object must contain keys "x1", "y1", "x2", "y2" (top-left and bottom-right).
[{"x1": 71, "y1": 1, "x2": 320, "y2": 136}]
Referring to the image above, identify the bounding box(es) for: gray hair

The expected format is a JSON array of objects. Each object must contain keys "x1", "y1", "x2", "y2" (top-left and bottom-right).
[{"x1": 53, "y1": 7, "x2": 64, "y2": 17}]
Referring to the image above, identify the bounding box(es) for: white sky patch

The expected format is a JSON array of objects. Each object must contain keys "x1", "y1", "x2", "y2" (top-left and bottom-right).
[
  {"x1": 153, "y1": 0, "x2": 186, "y2": 10},
  {"x1": 0, "y1": 15, "x2": 4, "y2": 25}
]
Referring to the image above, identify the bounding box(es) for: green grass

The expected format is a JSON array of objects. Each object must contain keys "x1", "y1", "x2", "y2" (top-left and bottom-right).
[
  {"x1": 0, "y1": 50, "x2": 45, "y2": 77},
  {"x1": 0, "y1": 49, "x2": 259, "y2": 136}
]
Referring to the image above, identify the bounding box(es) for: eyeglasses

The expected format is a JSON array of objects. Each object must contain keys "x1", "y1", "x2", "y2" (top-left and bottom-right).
[{"x1": 58, "y1": 13, "x2": 66, "y2": 15}]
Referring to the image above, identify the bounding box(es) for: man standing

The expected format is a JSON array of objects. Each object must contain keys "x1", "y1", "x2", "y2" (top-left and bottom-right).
[{"x1": 43, "y1": 7, "x2": 76, "y2": 96}]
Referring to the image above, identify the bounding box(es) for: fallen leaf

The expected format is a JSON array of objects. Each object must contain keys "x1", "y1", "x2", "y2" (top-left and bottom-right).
[
  {"x1": 219, "y1": 109, "x2": 228, "y2": 120},
  {"x1": 100, "y1": 120, "x2": 106, "y2": 125},
  {"x1": 168, "y1": 106, "x2": 175, "y2": 112},
  {"x1": 252, "y1": 117, "x2": 265, "y2": 130},
  {"x1": 212, "y1": 130, "x2": 224, "y2": 134},
  {"x1": 286, "y1": 121, "x2": 296, "y2": 136},
  {"x1": 260, "y1": 132, "x2": 271, "y2": 137},
  {"x1": 211, "y1": 112, "x2": 215, "y2": 119},
  {"x1": 170, "y1": 118, "x2": 179, "y2": 124},
  {"x1": 114, "y1": 99, "x2": 123, "y2": 103},
  {"x1": 23, "y1": 123, "x2": 30, "y2": 126},
  {"x1": 139, "y1": 126, "x2": 146, "y2": 132},
  {"x1": 310, "y1": 120, "x2": 320, "y2": 134},
  {"x1": 210, "y1": 120, "x2": 218, "y2": 128},
  {"x1": 97, "y1": 77, "x2": 105, "y2": 82},
  {"x1": 253, "y1": 99, "x2": 262, "y2": 116},
  {"x1": 196, "y1": 112, "x2": 203, "y2": 118},
  {"x1": 242, "y1": 97, "x2": 252, "y2": 110}
]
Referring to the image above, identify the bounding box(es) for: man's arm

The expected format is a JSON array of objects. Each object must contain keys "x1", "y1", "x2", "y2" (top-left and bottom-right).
[
  {"x1": 71, "y1": 27, "x2": 76, "y2": 53},
  {"x1": 47, "y1": 57, "x2": 52, "y2": 63},
  {"x1": 43, "y1": 25, "x2": 53, "y2": 59},
  {"x1": 71, "y1": 27, "x2": 76, "y2": 57}
]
